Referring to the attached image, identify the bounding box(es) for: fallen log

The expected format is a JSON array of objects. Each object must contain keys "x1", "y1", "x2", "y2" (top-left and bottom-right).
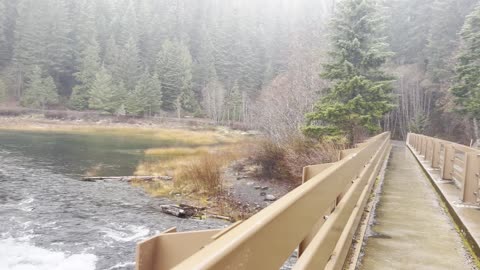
[
  {"x1": 81, "y1": 175, "x2": 173, "y2": 182},
  {"x1": 160, "y1": 204, "x2": 206, "y2": 218}
]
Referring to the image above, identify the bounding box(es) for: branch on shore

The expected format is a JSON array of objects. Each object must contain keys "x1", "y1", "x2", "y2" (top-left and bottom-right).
[{"x1": 81, "y1": 175, "x2": 173, "y2": 182}]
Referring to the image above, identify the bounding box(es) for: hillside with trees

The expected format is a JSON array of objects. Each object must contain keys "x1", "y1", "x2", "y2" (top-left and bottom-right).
[
  {"x1": 0, "y1": 0, "x2": 480, "y2": 145},
  {"x1": 0, "y1": 0, "x2": 334, "y2": 122}
]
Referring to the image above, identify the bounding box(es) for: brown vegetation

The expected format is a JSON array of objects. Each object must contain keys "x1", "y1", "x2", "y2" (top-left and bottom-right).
[
  {"x1": 250, "y1": 136, "x2": 343, "y2": 183},
  {"x1": 175, "y1": 152, "x2": 225, "y2": 195}
]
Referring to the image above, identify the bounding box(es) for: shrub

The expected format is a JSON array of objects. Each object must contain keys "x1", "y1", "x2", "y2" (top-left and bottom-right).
[
  {"x1": 284, "y1": 136, "x2": 343, "y2": 181},
  {"x1": 0, "y1": 107, "x2": 36, "y2": 116},
  {"x1": 250, "y1": 136, "x2": 344, "y2": 182},
  {"x1": 175, "y1": 152, "x2": 226, "y2": 195},
  {"x1": 250, "y1": 139, "x2": 291, "y2": 180}
]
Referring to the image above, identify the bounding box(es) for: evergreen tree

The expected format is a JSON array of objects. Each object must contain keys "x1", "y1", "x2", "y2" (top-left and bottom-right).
[
  {"x1": 225, "y1": 81, "x2": 243, "y2": 121},
  {"x1": 72, "y1": 0, "x2": 97, "y2": 64},
  {"x1": 116, "y1": 36, "x2": 142, "y2": 90},
  {"x1": 44, "y1": 0, "x2": 73, "y2": 77},
  {"x1": 451, "y1": 3, "x2": 480, "y2": 136},
  {"x1": 304, "y1": 0, "x2": 394, "y2": 144},
  {"x1": 88, "y1": 66, "x2": 118, "y2": 113},
  {"x1": 157, "y1": 39, "x2": 196, "y2": 113},
  {"x1": 21, "y1": 66, "x2": 59, "y2": 110},
  {"x1": 126, "y1": 70, "x2": 162, "y2": 116},
  {"x1": 13, "y1": 0, "x2": 47, "y2": 70},
  {"x1": 70, "y1": 40, "x2": 101, "y2": 110},
  {"x1": 425, "y1": 0, "x2": 476, "y2": 84}
]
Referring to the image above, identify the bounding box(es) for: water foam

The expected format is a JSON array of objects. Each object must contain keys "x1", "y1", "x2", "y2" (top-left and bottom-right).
[
  {"x1": 101, "y1": 224, "x2": 150, "y2": 242},
  {"x1": 106, "y1": 261, "x2": 135, "y2": 270},
  {"x1": 0, "y1": 238, "x2": 97, "y2": 270}
]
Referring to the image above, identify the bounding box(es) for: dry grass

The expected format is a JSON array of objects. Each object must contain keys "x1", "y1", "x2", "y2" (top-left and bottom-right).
[
  {"x1": 136, "y1": 143, "x2": 246, "y2": 197},
  {"x1": 130, "y1": 179, "x2": 174, "y2": 197},
  {"x1": 0, "y1": 119, "x2": 242, "y2": 146},
  {"x1": 250, "y1": 139, "x2": 290, "y2": 179},
  {"x1": 144, "y1": 146, "x2": 209, "y2": 156},
  {"x1": 284, "y1": 137, "x2": 343, "y2": 180},
  {"x1": 175, "y1": 153, "x2": 223, "y2": 194},
  {"x1": 174, "y1": 146, "x2": 242, "y2": 195}
]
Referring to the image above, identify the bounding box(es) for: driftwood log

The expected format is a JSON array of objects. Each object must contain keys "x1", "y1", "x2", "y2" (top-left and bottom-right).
[
  {"x1": 81, "y1": 175, "x2": 173, "y2": 182},
  {"x1": 160, "y1": 204, "x2": 207, "y2": 218}
]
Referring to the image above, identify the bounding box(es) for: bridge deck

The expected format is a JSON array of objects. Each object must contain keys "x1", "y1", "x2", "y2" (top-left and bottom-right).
[{"x1": 359, "y1": 143, "x2": 474, "y2": 269}]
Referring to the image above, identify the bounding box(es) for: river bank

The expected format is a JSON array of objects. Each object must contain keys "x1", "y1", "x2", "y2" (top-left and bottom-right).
[{"x1": 0, "y1": 115, "x2": 293, "y2": 220}]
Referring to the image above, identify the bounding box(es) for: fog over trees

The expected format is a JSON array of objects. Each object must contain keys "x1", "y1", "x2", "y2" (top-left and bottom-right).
[{"x1": 0, "y1": 0, "x2": 480, "y2": 143}]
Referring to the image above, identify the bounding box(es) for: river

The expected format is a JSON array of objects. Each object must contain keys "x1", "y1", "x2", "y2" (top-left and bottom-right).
[{"x1": 0, "y1": 130, "x2": 227, "y2": 270}]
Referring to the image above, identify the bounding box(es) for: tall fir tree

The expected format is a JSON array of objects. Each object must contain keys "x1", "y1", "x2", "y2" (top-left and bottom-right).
[
  {"x1": 126, "y1": 70, "x2": 162, "y2": 116},
  {"x1": 157, "y1": 39, "x2": 196, "y2": 114},
  {"x1": 88, "y1": 66, "x2": 118, "y2": 113},
  {"x1": 116, "y1": 36, "x2": 142, "y2": 90},
  {"x1": 21, "y1": 66, "x2": 59, "y2": 110},
  {"x1": 70, "y1": 40, "x2": 101, "y2": 110},
  {"x1": 304, "y1": 0, "x2": 394, "y2": 144},
  {"x1": 451, "y1": 3, "x2": 480, "y2": 139}
]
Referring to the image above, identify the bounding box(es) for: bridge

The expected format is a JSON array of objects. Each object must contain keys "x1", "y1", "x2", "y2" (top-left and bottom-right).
[{"x1": 135, "y1": 133, "x2": 480, "y2": 270}]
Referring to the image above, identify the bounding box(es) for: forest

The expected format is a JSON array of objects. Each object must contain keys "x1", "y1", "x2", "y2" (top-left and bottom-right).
[{"x1": 0, "y1": 0, "x2": 480, "y2": 144}]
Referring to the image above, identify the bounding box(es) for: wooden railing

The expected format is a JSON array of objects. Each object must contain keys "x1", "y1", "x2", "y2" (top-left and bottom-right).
[
  {"x1": 407, "y1": 133, "x2": 480, "y2": 204},
  {"x1": 136, "y1": 132, "x2": 391, "y2": 270}
]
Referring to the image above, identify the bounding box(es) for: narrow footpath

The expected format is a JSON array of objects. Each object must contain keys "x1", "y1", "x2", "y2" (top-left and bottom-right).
[{"x1": 359, "y1": 142, "x2": 475, "y2": 270}]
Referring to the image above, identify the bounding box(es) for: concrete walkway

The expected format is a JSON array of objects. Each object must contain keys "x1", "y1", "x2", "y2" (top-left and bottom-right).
[{"x1": 360, "y1": 143, "x2": 475, "y2": 270}]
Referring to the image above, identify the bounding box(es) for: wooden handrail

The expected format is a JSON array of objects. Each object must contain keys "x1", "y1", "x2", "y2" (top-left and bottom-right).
[
  {"x1": 407, "y1": 133, "x2": 480, "y2": 204},
  {"x1": 136, "y1": 133, "x2": 391, "y2": 270}
]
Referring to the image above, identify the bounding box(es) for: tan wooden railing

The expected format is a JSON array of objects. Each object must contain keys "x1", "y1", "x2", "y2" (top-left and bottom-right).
[
  {"x1": 407, "y1": 133, "x2": 480, "y2": 204},
  {"x1": 136, "y1": 132, "x2": 391, "y2": 270}
]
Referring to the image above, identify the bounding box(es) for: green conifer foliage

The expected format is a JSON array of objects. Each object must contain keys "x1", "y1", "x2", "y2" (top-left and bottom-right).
[
  {"x1": 126, "y1": 71, "x2": 163, "y2": 116},
  {"x1": 70, "y1": 40, "x2": 101, "y2": 110},
  {"x1": 21, "y1": 66, "x2": 59, "y2": 109},
  {"x1": 451, "y1": 4, "x2": 480, "y2": 116},
  {"x1": 303, "y1": 0, "x2": 394, "y2": 144},
  {"x1": 157, "y1": 39, "x2": 195, "y2": 113},
  {"x1": 88, "y1": 66, "x2": 118, "y2": 113}
]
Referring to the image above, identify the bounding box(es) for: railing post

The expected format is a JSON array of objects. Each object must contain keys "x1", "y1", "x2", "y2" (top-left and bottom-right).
[
  {"x1": 462, "y1": 152, "x2": 480, "y2": 204},
  {"x1": 432, "y1": 140, "x2": 441, "y2": 168},
  {"x1": 421, "y1": 136, "x2": 428, "y2": 157},
  {"x1": 441, "y1": 144, "x2": 454, "y2": 180},
  {"x1": 426, "y1": 138, "x2": 433, "y2": 162},
  {"x1": 415, "y1": 135, "x2": 419, "y2": 150}
]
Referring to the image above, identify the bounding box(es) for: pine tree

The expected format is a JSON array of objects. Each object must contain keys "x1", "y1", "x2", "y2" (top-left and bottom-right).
[
  {"x1": 13, "y1": 0, "x2": 47, "y2": 71},
  {"x1": 21, "y1": 66, "x2": 59, "y2": 110},
  {"x1": 425, "y1": 0, "x2": 476, "y2": 84},
  {"x1": 126, "y1": 70, "x2": 162, "y2": 116},
  {"x1": 451, "y1": 3, "x2": 480, "y2": 137},
  {"x1": 157, "y1": 39, "x2": 196, "y2": 113},
  {"x1": 192, "y1": 25, "x2": 216, "y2": 102},
  {"x1": 225, "y1": 81, "x2": 243, "y2": 121},
  {"x1": 116, "y1": 36, "x2": 142, "y2": 90},
  {"x1": 44, "y1": 0, "x2": 73, "y2": 77},
  {"x1": 70, "y1": 40, "x2": 101, "y2": 110},
  {"x1": 88, "y1": 66, "x2": 117, "y2": 113},
  {"x1": 304, "y1": 0, "x2": 394, "y2": 144},
  {"x1": 72, "y1": 0, "x2": 97, "y2": 65}
]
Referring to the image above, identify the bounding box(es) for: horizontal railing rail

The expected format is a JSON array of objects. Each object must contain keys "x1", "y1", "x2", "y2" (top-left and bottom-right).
[
  {"x1": 136, "y1": 132, "x2": 391, "y2": 270},
  {"x1": 407, "y1": 133, "x2": 480, "y2": 204}
]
